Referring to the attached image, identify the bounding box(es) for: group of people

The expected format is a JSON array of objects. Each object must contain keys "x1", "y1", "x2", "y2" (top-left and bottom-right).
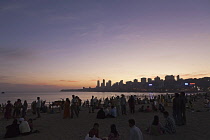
[
  {"x1": 86, "y1": 119, "x2": 143, "y2": 140},
  {"x1": 172, "y1": 92, "x2": 187, "y2": 125},
  {"x1": 63, "y1": 95, "x2": 82, "y2": 119},
  {"x1": 2, "y1": 97, "x2": 42, "y2": 138},
  {"x1": 4, "y1": 117, "x2": 37, "y2": 138},
  {"x1": 3, "y1": 97, "x2": 42, "y2": 120},
  {"x1": 4, "y1": 99, "x2": 28, "y2": 119},
  {"x1": 146, "y1": 111, "x2": 176, "y2": 135}
]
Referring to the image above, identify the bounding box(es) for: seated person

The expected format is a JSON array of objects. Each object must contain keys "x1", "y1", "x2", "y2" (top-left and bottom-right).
[
  {"x1": 28, "y1": 118, "x2": 33, "y2": 132},
  {"x1": 162, "y1": 111, "x2": 176, "y2": 134},
  {"x1": 97, "y1": 108, "x2": 106, "y2": 119},
  {"x1": 104, "y1": 107, "x2": 110, "y2": 117},
  {"x1": 109, "y1": 106, "x2": 117, "y2": 118},
  {"x1": 146, "y1": 115, "x2": 163, "y2": 135},
  {"x1": 138, "y1": 105, "x2": 145, "y2": 112},
  {"x1": 89, "y1": 123, "x2": 99, "y2": 138},
  {"x1": 108, "y1": 124, "x2": 119, "y2": 140},
  {"x1": 145, "y1": 106, "x2": 152, "y2": 112},
  {"x1": 152, "y1": 104, "x2": 158, "y2": 111},
  {"x1": 19, "y1": 118, "x2": 31, "y2": 135},
  {"x1": 4, "y1": 119, "x2": 20, "y2": 138},
  {"x1": 159, "y1": 104, "x2": 165, "y2": 113}
]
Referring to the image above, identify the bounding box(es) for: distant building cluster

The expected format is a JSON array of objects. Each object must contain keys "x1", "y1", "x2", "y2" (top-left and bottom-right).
[{"x1": 83, "y1": 75, "x2": 210, "y2": 92}]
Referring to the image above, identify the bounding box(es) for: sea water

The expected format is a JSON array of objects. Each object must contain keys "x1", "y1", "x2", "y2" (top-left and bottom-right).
[{"x1": 0, "y1": 91, "x2": 170, "y2": 104}]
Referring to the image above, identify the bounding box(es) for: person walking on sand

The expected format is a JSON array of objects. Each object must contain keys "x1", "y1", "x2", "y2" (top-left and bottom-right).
[
  {"x1": 36, "y1": 97, "x2": 41, "y2": 118},
  {"x1": 128, "y1": 119, "x2": 143, "y2": 140}
]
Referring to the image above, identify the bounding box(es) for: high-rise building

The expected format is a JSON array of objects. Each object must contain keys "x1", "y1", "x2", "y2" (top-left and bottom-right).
[
  {"x1": 106, "y1": 80, "x2": 112, "y2": 87},
  {"x1": 97, "y1": 80, "x2": 100, "y2": 87},
  {"x1": 141, "y1": 78, "x2": 146, "y2": 83},
  {"x1": 165, "y1": 75, "x2": 175, "y2": 81},
  {"x1": 102, "y1": 79, "x2": 105, "y2": 87},
  {"x1": 119, "y1": 80, "x2": 123, "y2": 86},
  {"x1": 177, "y1": 75, "x2": 180, "y2": 81},
  {"x1": 154, "y1": 76, "x2": 160, "y2": 82},
  {"x1": 148, "y1": 78, "x2": 152, "y2": 83}
]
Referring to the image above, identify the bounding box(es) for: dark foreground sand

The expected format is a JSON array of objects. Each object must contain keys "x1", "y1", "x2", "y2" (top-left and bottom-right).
[{"x1": 0, "y1": 97, "x2": 210, "y2": 140}]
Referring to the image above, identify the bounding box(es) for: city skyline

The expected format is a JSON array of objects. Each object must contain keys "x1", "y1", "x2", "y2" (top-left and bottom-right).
[
  {"x1": 0, "y1": 0, "x2": 210, "y2": 92},
  {"x1": 61, "y1": 74, "x2": 210, "y2": 92},
  {"x1": 93, "y1": 74, "x2": 208, "y2": 87}
]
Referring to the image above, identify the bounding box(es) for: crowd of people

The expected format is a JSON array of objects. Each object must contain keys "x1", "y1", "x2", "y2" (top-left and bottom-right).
[
  {"x1": 1, "y1": 97, "x2": 42, "y2": 138},
  {"x1": 1, "y1": 92, "x2": 209, "y2": 139}
]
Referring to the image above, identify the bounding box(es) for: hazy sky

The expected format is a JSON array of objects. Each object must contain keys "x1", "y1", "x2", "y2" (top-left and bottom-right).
[{"x1": 0, "y1": 0, "x2": 210, "y2": 91}]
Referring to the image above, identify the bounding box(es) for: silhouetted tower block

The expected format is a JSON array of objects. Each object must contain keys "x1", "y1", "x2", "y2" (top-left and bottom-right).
[
  {"x1": 141, "y1": 78, "x2": 146, "y2": 83},
  {"x1": 177, "y1": 75, "x2": 180, "y2": 81},
  {"x1": 97, "y1": 80, "x2": 100, "y2": 87},
  {"x1": 148, "y1": 78, "x2": 152, "y2": 83}
]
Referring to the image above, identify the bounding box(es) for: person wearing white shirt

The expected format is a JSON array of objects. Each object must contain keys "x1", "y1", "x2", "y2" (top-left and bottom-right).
[
  {"x1": 128, "y1": 119, "x2": 143, "y2": 140},
  {"x1": 19, "y1": 118, "x2": 31, "y2": 135}
]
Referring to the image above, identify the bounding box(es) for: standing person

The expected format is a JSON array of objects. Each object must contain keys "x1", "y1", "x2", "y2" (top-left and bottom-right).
[
  {"x1": 173, "y1": 93, "x2": 181, "y2": 125},
  {"x1": 36, "y1": 97, "x2": 41, "y2": 118},
  {"x1": 63, "y1": 98, "x2": 71, "y2": 119},
  {"x1": 163, "y1": 111, "x2": 176, "y2": 134},
  {"x1": 128, "y1": 96, "x2": 135, "y2": 114},
  {"x1": 90, "y1": 96, "x2": 95, "y2": 113},
  {"x1": 120, "y1": 94, "x2": 127, "y2": 115},
  {"x1": 180, "y1": 92, "x2": 187, "y2": 125},
  {"x1": 71, "y1": 95, "x2": 79, "y2": 118},
  {"x1": 22, "y1": 100, "x2": 28, "y2": 118},
  {"x1": 31, "y1": 101, "x2": 37, "y2": 115},
  {"x1": 13, "y1": 99, "x2": 22, "y2": 118},
  {"x1": 128, "y1": 119, "x2": 143, "y2": 140},
  {"x1": 108, "y1": 124, "x2": 119, "y2": 140},
  {"x1": 116, "y1": 96, "x2": 121, "y2": 117},
  {"x1": 4, "y1": 100, "x2": 13, "y2": 120}
]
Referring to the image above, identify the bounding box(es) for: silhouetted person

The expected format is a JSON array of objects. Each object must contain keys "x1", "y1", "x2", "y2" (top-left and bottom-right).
[
  {"x1": 89, "y1": 123, "x2": 99, "y2": 138},
  {"x1": 22, "y1": 100, "x2": 28, "y2": 118},
  {"x1": 71, "y1": 95, "x2": 79, "y2": 118},
  {"x1": 97, "y1": 108, "x2": 106, "y2": 119},
  {"x1": 120, "y1": 94, "x2": 127, "y2": 115},
  {"x1": 128, "y1": 119, "x2": 143, "y2": 140},
  {"x1": 163, "y1": 111, "x2": 176, "y2": 134},
  {"x1": 13, "y1": 99, "x2": 22, "y2": 118},
  {"x1": 108, "y1": 124, "x2": 119, "y2": 140},
  {"x1": 128, "y1": 96, "x2": 135, "y2": 114},
  {"x1": 146, "y1": 115, "x2": 163, "y2": 135},
  {"x1": 180, "y1": 92, "x2": 187, "y2": 125},
  {"x1": 173, "y1": 93, "x2": 181, "y2": 125},
  {"x1": 36, "y1": 97, "x2": 41, "y2": 118},
  {"x1": 4, "y1": 100, "x2": 13, "y2": 120},
  {"x1": 4, "y1": 119, "x2": 20, "y2": 138}
]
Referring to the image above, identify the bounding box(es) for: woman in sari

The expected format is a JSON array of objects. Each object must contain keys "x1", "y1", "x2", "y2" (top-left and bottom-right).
[{"x1": 63, "y1": 98, "x2": 70, "y2": 119}]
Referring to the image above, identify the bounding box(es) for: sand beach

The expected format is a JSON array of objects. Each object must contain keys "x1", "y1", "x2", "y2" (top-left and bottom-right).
[{"x1": 0, "y1": 95, "x2": 210, "y2": 140}]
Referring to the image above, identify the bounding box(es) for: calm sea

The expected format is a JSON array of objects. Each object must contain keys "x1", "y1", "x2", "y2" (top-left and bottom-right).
[{"x1": 0, "y1": 91, "x2": 172, "y2": 104}]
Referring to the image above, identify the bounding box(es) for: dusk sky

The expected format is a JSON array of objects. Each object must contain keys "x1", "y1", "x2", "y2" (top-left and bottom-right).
[{"x1": 0, "y1": 0, "x2": 210, "y2": 91}]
